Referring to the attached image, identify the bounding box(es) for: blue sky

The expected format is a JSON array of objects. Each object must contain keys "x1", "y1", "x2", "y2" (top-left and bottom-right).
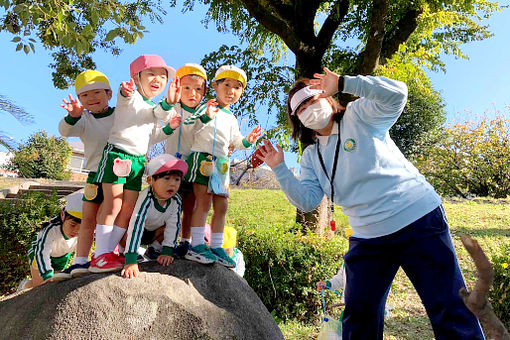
[{"x1": 0, "y1": 4, "x2": 508, "y2": 170}]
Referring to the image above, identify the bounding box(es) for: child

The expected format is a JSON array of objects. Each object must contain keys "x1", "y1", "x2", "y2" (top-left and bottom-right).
[
  {"x1": 90, "y1": 54, "x2": 178, "y2": 273},
  {"x1": 21, "y1": 192, "x2": 83, "y2": 289},
  {"x1": 58, "y1": 70, "x2": 114, "y2": 277},
  {"x1": 121, "y1": 154, "x2": 188, "y2": 279},
  {"x1": 155, "y1": 63, "x2": 208, "y2": 256},
  {"x1": 182, "y1": 65, "x2": 261, "y2": 267}
]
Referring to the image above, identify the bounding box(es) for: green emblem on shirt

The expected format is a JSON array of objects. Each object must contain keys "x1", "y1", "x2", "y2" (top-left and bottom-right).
[{"x1": 343, "y1": 138, "x2": 357, "y2": 152}]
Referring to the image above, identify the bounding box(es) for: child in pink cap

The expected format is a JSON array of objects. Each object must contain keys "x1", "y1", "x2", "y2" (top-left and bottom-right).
[{"x1": 90, "y1": 54, "x2": 182, "y2": 273}]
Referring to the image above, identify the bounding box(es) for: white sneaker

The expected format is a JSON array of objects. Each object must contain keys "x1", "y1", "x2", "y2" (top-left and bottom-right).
[{"x1": 17, "y1": 278, "x2": 30, "y2": 292}]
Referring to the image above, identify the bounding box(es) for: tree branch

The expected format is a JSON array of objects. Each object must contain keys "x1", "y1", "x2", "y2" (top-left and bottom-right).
[
  {"x1": 360, "y1": 0, "x2": 389, "y2": 74},
  {"x1": 317, "y1": 0, "x2": 349, "y2": 53},
  {"x1": 459, "y1": 235, "x2": 510, "y2": 340},
  {"x1": 380, "y1": 7, "x2": 423, "y2": 62}
]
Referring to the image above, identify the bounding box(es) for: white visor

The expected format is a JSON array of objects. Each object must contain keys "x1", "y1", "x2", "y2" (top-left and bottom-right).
[{"x1": 290, "y1": 86, "x2": 323, "y2": 115}]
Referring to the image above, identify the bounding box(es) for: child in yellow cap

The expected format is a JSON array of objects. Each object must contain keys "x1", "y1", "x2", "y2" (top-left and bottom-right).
[
  {"x1": 19, "y1": 192, "x2": 83, "y2": 290},
  {"x1": 151, "y1": 63, "x2": 208, "y2": 257},
  {"x1": 222, "y1": 226, "x2": 245, "y2": 277},
  {"x1": 180, "y1": 65, "x2": 262, "y2": 268},
  {"x1": 58, "y1": 70, "x2": 115, "y2": 278}
]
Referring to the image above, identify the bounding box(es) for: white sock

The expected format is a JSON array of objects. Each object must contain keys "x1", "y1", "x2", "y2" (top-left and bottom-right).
[
  {"x1": 73, "y1": 257, "x2": 88, "y2": 265},
  {"x1": 210, "y1": 232, "x2": 224, "y2": 249},
  {"x1": 95, "y1": 224, "x2": 113, "y2": 257},
  {"x1": 151, "y1": 240, "x2": 162, "y2": 251},
  {"x1": 109, "y1": 225, "x2": 126, "y2": 252},
  {"x1": 191, "y1": 227, "x2": 205, "y2": 247},
  {"x1": 137, "y1": 247, "x2": 146, "y2": 256},
  {"x1": 118, "y1": 245, "x2": 125, "y2": 253},
  {"x1": 180, "y1": 238, "x2": 191, "y2": 244}
]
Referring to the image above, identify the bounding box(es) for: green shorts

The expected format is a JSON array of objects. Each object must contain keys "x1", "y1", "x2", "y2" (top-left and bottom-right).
[
  {"x1": 29, "y1": 252, "x2": 72, "y2": 272},
  {"x1": 82, "y1": 172, "x2": 104, "y2": 204},
  {"x1": 185, "y1": 152, "x2": 214, "y2": 186},
  {"x1": 94, "y1": 143, "x2": 146, "y2": 191}
]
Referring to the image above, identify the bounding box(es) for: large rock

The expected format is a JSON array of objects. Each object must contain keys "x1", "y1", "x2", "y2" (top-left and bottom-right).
[{"x1": 0, "y1": 260, "x2": 284, "y2": 339}]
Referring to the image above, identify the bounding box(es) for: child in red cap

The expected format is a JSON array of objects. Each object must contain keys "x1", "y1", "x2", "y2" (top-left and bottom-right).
[{"x1": 91, "y1": 55, "x2": 181, "y2": 273}]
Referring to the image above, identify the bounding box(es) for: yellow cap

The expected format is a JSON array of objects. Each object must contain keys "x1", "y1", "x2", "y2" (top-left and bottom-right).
[
  {"x1": 75, "y1": 70, "x2": 111, "y2": 95},
  {"x1": 176, "y1": 63, "x2": 207, "y2": 80},
  {"x1": 222, "y1": 226, "x2": 237, "y2": 249},
  {"x1": 214, "y1": 65, "x2": 247, "y2": 87},
  {"x1": 65, "y1": 191, "x2": 83, "y2": 219}
]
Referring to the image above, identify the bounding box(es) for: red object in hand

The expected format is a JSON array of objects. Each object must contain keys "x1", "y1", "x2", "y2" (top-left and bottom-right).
[
  {"x1": 330, "y1": 220, "x2": 336, "y2": 231},
  {"x1": 251, "y1": 148, "x2": 264, "y2": 168}
]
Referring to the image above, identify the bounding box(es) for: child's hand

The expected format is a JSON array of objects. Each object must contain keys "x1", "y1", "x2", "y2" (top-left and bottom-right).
[
  {"x1": 206, "y1": 99, "x2": 219, "y2": 119},
  {"x1": 169, "y1": 114, "x2": 181, "y2": 129},
  {"x1": 316, "y1": 281, "x2": 327, "y2": 291},
  {"x1": 166, "y1": 77, "x2": 181, "y2": 105},
  {"x1": 121, "y1": 263, "x2": 140, "y2": 279},
  {"x1": 157, "y1": 255, "x2": 174, "y2": 266},
  {"x1": 228, "y1": 143, "x2": 235, "y2": 157},
  {"x1": 61, "y1": 94, "x2": 84, "y2": 118},
  {"x1": 246, "y1": 125, "x2": 262, "y2": 144},
  {"x1": 121, "y1": 78, "x2": 136, "y2": 97}
]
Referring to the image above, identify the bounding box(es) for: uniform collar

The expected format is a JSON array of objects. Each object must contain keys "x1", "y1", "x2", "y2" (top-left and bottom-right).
[{"x1": 316, "y1": 122, "x2": 339, "y2": 146}]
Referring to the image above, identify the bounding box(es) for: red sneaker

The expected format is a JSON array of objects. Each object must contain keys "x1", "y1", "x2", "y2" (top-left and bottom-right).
[{"x1": 89, "y1": 252, "x2": 124, "y2": 273}]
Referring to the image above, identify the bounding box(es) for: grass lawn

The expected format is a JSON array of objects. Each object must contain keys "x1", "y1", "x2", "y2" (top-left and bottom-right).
[{"x1": 226, "y1": 189, "x2": 510, "y2": 340}]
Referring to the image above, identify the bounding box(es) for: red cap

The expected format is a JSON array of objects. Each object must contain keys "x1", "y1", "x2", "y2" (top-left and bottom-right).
[
  {"x1": 147, "y1": 154, "x2": 188, "y2": 177},
  {"x1": 130, "y1": 55, "x2": 176, "y2": 79}
]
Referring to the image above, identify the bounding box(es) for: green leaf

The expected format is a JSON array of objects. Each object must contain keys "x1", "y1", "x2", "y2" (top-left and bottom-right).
[
  {"x1": 11, "y1": 37, "x2": 21, "y2": 42},
  {"x1": 23, "y1": 44, "x2": 29, "y2": 54},
  {"x1": 15, "y1": 43, "x2": 23, "y2": 51}
]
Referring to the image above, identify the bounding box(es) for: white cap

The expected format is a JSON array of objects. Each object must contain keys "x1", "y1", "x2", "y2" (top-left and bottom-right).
[
  {"x1": 146, "y1": 154, "x2": 188, "y2": 177},
  {"x1": 214, "y1": 65, "x2": 247, "y2": 87},
  {"x1": 290, "y1": 86, "x2": 323, "y2": 115},
  {"x1": 65, "y1": 191, "x2": 83, "y2": 219}
]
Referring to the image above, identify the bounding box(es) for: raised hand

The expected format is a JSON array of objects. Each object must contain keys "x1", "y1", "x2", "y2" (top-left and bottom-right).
[
  {"x1": 246, "y1": 125, "x2": 262, "y2": 144},
  {"x1": 169, "y1": 113, "x2": 181, "y2": 129},
  {"x1": 61, "y1": 94, "x2": 84, "y2": 118},
  {"x1": 121, "y1": 78, "x2": 136, "y2": 97},
  {"x1": 256, "y1": 139, "x2": 285, "y2": 169},
  {"x1": 166, "y1": 77, "x2": 181, "y2": 105},
  {"x1": 206, "y1": 99, "x2": 219, "y2": 119},
  {"x1": 309, "y1": 67, "x2": 340, "y2": 98}
]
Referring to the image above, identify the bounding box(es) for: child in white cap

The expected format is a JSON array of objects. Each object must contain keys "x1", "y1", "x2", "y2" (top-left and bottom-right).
[
  {"x1": 181, "y1": 65, "x2": 261, "y2": 267},
  {"x1": 121, "y1": 154, "x2": 188, "y2": 279},
  {"x1": 20, "y1": 192, "x2": 83, "y2": 289},
  {"x1": 151, "y1": 63, "x2": 208, "y2": 257},
  {"x1": 58, "y1": 70, "x2": 115, "y2": 277},
  {"x1": 91, "y1": 55, "x2": 181, "y2": 273}
]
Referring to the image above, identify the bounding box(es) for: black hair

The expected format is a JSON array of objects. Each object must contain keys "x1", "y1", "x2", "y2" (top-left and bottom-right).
[
  {"x1": 152, "y1": 170, "x2": 183, "y2": 181},
  {"x1": 64, "y1": 211, "x2": 82, "y2": 224},
  {"x1": 215, "y1": 78, "x2": 245, "y2": 88}
]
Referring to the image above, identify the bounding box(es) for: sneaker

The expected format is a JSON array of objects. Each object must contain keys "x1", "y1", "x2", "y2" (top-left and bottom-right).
[
  {"x1": 144, "y1": 246, "x2": 161, "y2": 261},
  {"x1": 17, "y1": 278, "x2": 30, "y2": 292},
  {"x1": 69, "y1": 262, "x2": 90, "y2": 277},
  {"x1": 211, "y1": 247, "x2": 236, "y2": 268},
  {"x1": 174, "y1": 241, "x2": 191, "y2": 258},
  {"x1": 89, "y1": 252, "x2": 124, "y2": 273},
  {"x1": 184, "y1": 244, "x2": 217, "y2": 264},
  {"x1": 52, "y1": 267, "x2": 73, "y2": 282}
]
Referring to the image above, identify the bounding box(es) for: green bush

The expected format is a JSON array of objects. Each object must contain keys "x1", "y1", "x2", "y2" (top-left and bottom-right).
[
  {"x1": 490, "y1": 244, "x2": 510, "y2": 328},
  {"x1": 10, "y1": 130, "x2": 72, "y2": 180},
  {"x1": 0, "y1": 191, "x2": 62, "y2": 295},
  {"x1": 238, "y1": 223, "x2": 348, "y2": 321}
]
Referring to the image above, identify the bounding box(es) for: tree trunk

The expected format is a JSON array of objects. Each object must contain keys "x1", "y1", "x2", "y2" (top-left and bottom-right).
[{"x1": 295, "y1": 196, "x2": 331, "y2": 235}]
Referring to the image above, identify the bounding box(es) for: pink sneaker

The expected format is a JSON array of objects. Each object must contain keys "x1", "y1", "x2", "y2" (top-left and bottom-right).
[{"x1": 89, "y1": 252, "x2": 124, "y2": 273}]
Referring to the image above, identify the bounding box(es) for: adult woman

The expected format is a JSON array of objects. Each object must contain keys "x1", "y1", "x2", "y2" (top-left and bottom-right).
[{"x1": 257, "y1": 68, "x2": 484, "y2": 339}]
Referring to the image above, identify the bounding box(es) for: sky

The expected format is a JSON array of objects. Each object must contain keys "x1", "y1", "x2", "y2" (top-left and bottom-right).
[{"x1": 0, "y1": 3, "x2": 509, "y2": 171}]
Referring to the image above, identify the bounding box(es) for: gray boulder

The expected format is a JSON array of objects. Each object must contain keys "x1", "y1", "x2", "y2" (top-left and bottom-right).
[{"x1": 0, "y1": 260, "x2": 284, "y2": 340}]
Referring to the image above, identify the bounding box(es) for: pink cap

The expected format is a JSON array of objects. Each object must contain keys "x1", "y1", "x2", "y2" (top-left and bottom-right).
[
  {"x1": 147, "y1": 154, "x2": 188, "y2": 177},
  {"x1": 130, "y1": 55, "x2": 176, "y2": 79}
]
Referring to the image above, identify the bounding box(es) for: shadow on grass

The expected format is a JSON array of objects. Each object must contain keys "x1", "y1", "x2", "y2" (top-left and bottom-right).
[{"x1": 384, "y1": 314, "x2": 433, "y2": 339}]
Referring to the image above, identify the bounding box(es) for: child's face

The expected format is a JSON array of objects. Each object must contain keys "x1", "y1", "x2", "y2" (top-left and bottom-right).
[
  {"x1": 180, "y1": 75, "x2": 206, "y2": 108},
  {"x1": 138, "y1": 67, "x2": 168, "y2": 99},
  {"x1": 78, "y1": 89, "x2": 112, "y2": 113},
  {"x1": 61, "y1": 213, "x2": 81, "y2": 239},
  {"x1": 149, "y1": 173, "x2": 182, "y2": 200},
  {"x1": 213, "y1": 78, "x2": 244, "y2": 108}
]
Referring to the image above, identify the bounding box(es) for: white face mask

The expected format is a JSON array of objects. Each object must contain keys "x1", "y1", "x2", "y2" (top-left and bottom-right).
[{"x1": 298, "y1": 99, "x2": 333, "y2": 130}]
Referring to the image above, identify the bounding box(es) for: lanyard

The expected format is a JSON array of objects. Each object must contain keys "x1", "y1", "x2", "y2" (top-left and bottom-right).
[
  {"x1": 175, "y1": 107, "x2": 184, "y2": 159},
  {"x1": 316, "y1": 129, "x2": 342, "y2": 231},
  {"x1": 211, "y1": 116, "x2": 217, "y2": 161}
]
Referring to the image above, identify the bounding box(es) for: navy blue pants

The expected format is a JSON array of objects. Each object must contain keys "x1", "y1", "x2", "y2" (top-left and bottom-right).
[{"x1": 342, "y1": 206, "x2": 484, "y2": 339}]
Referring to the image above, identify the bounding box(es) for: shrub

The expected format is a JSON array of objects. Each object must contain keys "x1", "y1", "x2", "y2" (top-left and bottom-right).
[
  {"x1": 411, "y1": 116, "x2": 510, "y2": 198},
  {"x1": 490, "y1": 243, "x2": 510, "y2": 328},
  {"x1": 0, "y1": 191, "x2": 62, "y2": 295},
  {"x1": 10, "y1": 131, "x2": 72, "y2": 180},
  {"x1": 238, "y1": 223, "x2": 348, "y2": 321}
]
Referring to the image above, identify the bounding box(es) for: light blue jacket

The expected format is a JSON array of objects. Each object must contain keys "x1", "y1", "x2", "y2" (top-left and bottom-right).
[{"x1": 273, "y1": 75, "x2": 441, "y2": 239}]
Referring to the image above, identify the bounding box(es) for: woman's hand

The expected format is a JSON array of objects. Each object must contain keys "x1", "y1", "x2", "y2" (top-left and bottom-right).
[
  {"x1": 310, "y1": 67, "x2": 340, "y2": 98},
  {"x1": 157, "y1": 255, "x2": 174, "y2": 266},
  {"x1": 256, "y1": 139, "x2": 284, "y2": 169},
  {"x1": 121, "y1": 263, "x2": 140, "y2": 279}
]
